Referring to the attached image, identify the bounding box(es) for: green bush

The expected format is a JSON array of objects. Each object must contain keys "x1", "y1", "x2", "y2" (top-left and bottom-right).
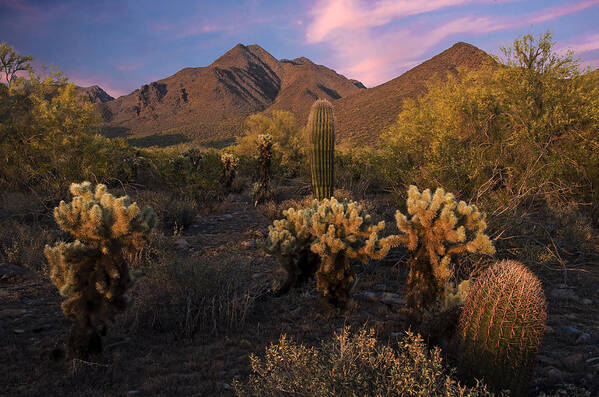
[{"x1": 234, "y1": 327, "x2": 493, "y2": 396}]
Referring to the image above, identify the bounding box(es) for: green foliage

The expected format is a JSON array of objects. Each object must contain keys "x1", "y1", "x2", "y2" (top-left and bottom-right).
[
  {"x1": 393, "y1": 186, "x2": 495, "y2": 312},
  {"x1": 0, "y1": 42, "x2": 33, "y2": 87},
  {"x1": 232, "y1": 110, "x2": 305, "y2": 176},
  {"x1": 457, "y1": 260, "x2": 547, "y2": 396},
  {"x1": 308, "y1": 99, "x2": 335, "y2": 200},
  {"x1": 380, "y1": 31, "x2": 599, "y2": 213},
  {"x1": 234, "y1": 327, "x2": 493, "y2": 396},
  {"x1": 44, "y1": 182, "x2": 157, "y2": 358},
  {"x1": 264, "y1": 198, "x2": 396, "y2": 307}
]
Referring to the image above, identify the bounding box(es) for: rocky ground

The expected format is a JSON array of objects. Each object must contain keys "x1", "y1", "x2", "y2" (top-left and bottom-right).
[{"x1": 1, "y1": 196, "x2": 598, "y2": 396}]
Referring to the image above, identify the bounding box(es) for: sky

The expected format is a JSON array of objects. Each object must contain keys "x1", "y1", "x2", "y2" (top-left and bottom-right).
[{"x1": 2, "y1": 0, "x2": 599, "y2": 98}]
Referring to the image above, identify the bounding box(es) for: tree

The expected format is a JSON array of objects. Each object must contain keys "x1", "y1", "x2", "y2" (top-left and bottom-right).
[{"x1": 0, "y1": 42, "x2": 33, "y2": 88}]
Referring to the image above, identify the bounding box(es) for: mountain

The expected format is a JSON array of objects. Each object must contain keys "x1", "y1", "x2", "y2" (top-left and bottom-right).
[
  {"x1": 98, "y1": 44, "x2": 364, "y2": 146},
  {"x1": 98, "y1": 42, "x2": 495, "y2": 147},
  {"x1": 333, "y1": 42, "x2": 496, "y2": 145},
  {"x1": 75, "y1": 85, "x2": 114, "y2": 104}
]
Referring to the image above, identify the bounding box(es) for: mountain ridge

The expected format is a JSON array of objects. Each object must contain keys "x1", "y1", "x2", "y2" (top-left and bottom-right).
[{"x1": 94, "y1": 42, "x2": 495, "y2": 146}]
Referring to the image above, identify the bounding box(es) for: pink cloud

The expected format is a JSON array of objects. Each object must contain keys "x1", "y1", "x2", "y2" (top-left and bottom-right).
[
  {"x1": 305, "y1": 0, "x2": 599, "y2": 87},
  {"x1": 116, "y1": 63, "x2": 140, "y2": 72},
  {"x1": 558, "y1": 33, "x2": 599, "y2": 55},
  {"x1": 177, "y1": 24, "x2": 221, "y2": 38},
  {"x1": 0, "y1": 0, "x2": 36, "y2": 12},
  {"x1": 150, "y1": 23, "x2": 174, "y2": 32}
]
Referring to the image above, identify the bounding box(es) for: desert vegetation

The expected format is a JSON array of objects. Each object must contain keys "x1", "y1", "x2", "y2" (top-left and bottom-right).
[{"x1": 1, "y1": 32, "x2": 599, "y2": 396}]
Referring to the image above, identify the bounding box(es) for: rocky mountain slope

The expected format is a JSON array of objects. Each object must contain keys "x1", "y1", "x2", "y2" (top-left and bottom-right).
[
  {"x1": 75, "y1": 85, "x2": 114, "y2": 104},
  {"x1": 96, "y1": 42, "x2": 495, "y2": 147}
]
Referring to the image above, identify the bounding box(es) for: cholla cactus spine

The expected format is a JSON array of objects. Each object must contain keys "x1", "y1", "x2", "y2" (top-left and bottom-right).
[
  {"x1": 393, "y1": 185, "x2": 495, "y2": 312},
  {"x1": 308, "y1": 99, "x2": 335, "y2": 200},
  {"x1": 457, "y1": 260, "x2": 546, "y2": 396},
  {"x1": 221, "y1": 152, "x2": 239, "y2": 190},
  {"x1": 44, "y1": 182, "x2": 157, "y2": 358}
]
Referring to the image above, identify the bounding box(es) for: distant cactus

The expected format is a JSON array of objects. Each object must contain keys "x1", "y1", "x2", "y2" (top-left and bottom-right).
[
  {"x1": 263, "y1": 206, "x2": 320, "y2": 295},
  {"x1": 253, "y1": 134, "x2": 273, "y2": 205},
  {"x1": 44, "y1": 182, "x2": 157, "y2": 359},
  {"x1": 220, "y1": 152, "x2": 239, "y2": 191},
  {"x1": 457, "y1": 260, "x2": 547, "y2": 396},
  {"x1": 308, "y1": 99, "x2": 335, "y2": 200},
  {"x1": 309, "y1": 198, "x2": 396, "y2": 307},
  {"x1": 393, "y1": 186, "x2": 495, "y2": 312}
]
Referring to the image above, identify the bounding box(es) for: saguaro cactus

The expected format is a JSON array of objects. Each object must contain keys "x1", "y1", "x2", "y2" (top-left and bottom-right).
[
  {"x1": 308, "y1": 99, "x2": 335, "y2": 200},
  {"x1": 44, "y1": 182, "x2": 157, "y2": 358},
  {"x1": 457, "y1": 260, "x2": 547, "y2": 396}
]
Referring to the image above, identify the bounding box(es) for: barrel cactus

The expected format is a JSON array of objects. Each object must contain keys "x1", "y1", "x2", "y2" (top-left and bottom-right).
[
  {"x1": 44, "y1": 182, "x2": 157, "y2": 358},
  {"x1": 393, "y1": 185, "x2": 495, "y2": 313},
  {"x1": 457, "y1": 260, "x2": 547, "y2": 396},
  {"x1": 308, "y1": 99, "x2": 335, "y2": 200}
]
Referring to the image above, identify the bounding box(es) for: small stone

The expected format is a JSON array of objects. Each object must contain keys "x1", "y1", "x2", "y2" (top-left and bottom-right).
[
  {"x1": 359, "y1": 290, "x2": 380, "y2": 302},
  {"x1": 223, "y1": 214, "x2": 233, "y2": 220},
  {"x1": 550, "y1": 287, "x2": 580, "y2": 302},
  {"x1": 13, "y1": 329, "x2": 25, "y2": 334},
  {"x1": 0, "y1": 263, "x2": 27, "y2": 281},
  {"x1": 219, "y1": 370, "x2": 227, "y2": 376},
  {"x1": 374, "y1": 284, "x2": 386, "y2": 292},
  {"x1": 545, "y1": 325, "x2": 554, "y2": 334},
  {"x1": 545, "y1": 367, "x2": 564, "y2": 382},
  {"x1": 576, "y1": 333, "x2": 592, "y2": 344},
  {"x1": 127, "y1": 391, "x2": 139, "y2": 396},
  {"x1": 582, "y1": 298, "x2": 593, "y2": 305},
  {"x1": 537, "y1": 355, "x2": 560, "y2": 367},
  {"x1": 222, "y1": 383, "x2": 233, "y2": 390},
  {"x1": 241, "y1": 240, "x2": 257, "y2": 249},
  {"x1": 585, "y1": 356, "x2": 599, "y2": 364},
  {"x1": 560, "y1": 325, "x2": 583, "y2": 343},
  {"x1": 562, "y1": 352, "x2": 585, "y2": 371},
  {"x1": 380, "y1": 292, "x2": 404, "y2": 306},
  {"x1": 175, "y1": 238, "x2": 190, "y2": 250}
]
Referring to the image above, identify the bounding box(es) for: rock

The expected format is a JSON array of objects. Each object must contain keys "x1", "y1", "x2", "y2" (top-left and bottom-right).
[
  {"x1": 380, "y1": 292, "x2": 404, "y2": 306},
  {"x1": 374, "y1": 284, "x2": 386, "y2": 292},
  {"x1": 13, "y1": 329, "x2": 25, "y2": 334},
  {"x1": 544, "y1": 366, "x2": 565, "y2": 383},
  {"x1": 0, "y1": 263, "x2": 27, "y2": 281},
  {"x1": 359, "y1": 290, "x2": 380, "y2": 302},
  {"x1": 545, "y1": 325, "x2": 555, "y2": 334},
  {"x1": 127, "y1": 391, "x2": 139, "y2": 396},
  {"x1": 585, "y1": 356, "x2": 599, "y2": 364},
  {"x1": 582, "y1": 298, "x2": 593, "y2": 305},
  {"x1": 241, "y1": 240, "x2": 257, "y2": 249},
  {"x1": 537, "y1": 355, "x2": 560, "y2": 367},
  {"x1": 222, "y1": 383, "x2": 233, "y2": 390},
  {"x1": 562, "y1": 352, "x2": 585, "y2": 371},
  {"x1": 175, "y1": 238, "x2": 190, "y2": 250},
  {"x1": 223, "y1": 214, "x2": 233, "y2": 220},
  {"x1": 550, "y1": 287, "x2": 580, "y2": 302},
  {"x1": 576, "y1": 333, "x2": 592, "y2": 345},
  {"x1": 560, "y1": 325, "x2": 584, "y2": 343}
]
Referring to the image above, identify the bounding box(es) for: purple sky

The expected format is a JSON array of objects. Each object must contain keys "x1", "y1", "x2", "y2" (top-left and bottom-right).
[{"x1": 2, "y1": 0, "x2": 598, "y2": 98}]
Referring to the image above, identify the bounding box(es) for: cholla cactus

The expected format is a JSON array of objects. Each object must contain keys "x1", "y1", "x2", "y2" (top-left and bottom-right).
[
  {"x1": 253, "y1": 134, "x2": 274, "y2": 205},
  {"x1": 394, "y1": 186, "x2": 495, "y2": 312},
  {"x1": 221, "y1": 152, "x2": 239, "y2": 191},
  {"x1": 44, "y1": 182, "x2": 157, "y2": 359},
  {"x1": 309, "y1": 198, "x2": 397, "y2": 307},
  {"x1": 263, "y1": 207, "x2": 320, "y2": 295},
  {"x1": 457, "y1": 260, "x2": 546, "y2": 396}
]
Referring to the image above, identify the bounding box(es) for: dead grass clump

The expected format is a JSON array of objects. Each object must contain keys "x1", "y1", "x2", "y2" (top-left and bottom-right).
[
  {"x1": 134, "y1": 190, "x2": 198, "y2": 231},
  {"x1": 0, "y1": 220, "x2": 60, "y2": 272},
  {"x1": 234, "y1": 327, "x2": 492, "y2": 396},
  {"x1": 124, "y1": 248, "x2": 257, "y2": 338}
]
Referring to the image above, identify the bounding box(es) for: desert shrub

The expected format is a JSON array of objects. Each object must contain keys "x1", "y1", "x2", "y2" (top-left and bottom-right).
[
  {"x1": 393, "y1": 186, "x2": 495, "y2": 313},
  {"x1": 234, "y1": 327, "x2": 492, "y2": 396},
  {"x1": 380, "y1": 32, "x2": 599, "y2": 215},
  {"x1": 232, "y1": 110, "x2": 306, "y2": 177},
  {"x1": 44, "y1": 182, "x2": 157, "y2": 359},
  {"x1": 335, "y1": 148, "x2": 387, "y2": 198},
  {"x1": 220, "y1": 152, "x2": 239, "y2": 191},
  {"x1": 0, "y1": 219, "x2": 59, "y2": 272},
  {"x1": 457, "y1": 260, "x2": 547, "y2": 396},
  {"x1": 134, "y1": 190, "x2": 198, "y2": 232},
  {"x1": 125, "y1": 249, "x2": 257, "y2": 338}
]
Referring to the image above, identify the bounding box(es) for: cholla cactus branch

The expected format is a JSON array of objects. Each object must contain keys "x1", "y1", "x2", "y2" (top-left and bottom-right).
[
  {"x1": 220, "y1": 152, "x2": 239, "y2": 191},
  {"x1": 44, "y1": 182, "x2": 157, "y2": 359},
  {"x1": 394, "y1": 185, "x2": 495, "y2": 312}
]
